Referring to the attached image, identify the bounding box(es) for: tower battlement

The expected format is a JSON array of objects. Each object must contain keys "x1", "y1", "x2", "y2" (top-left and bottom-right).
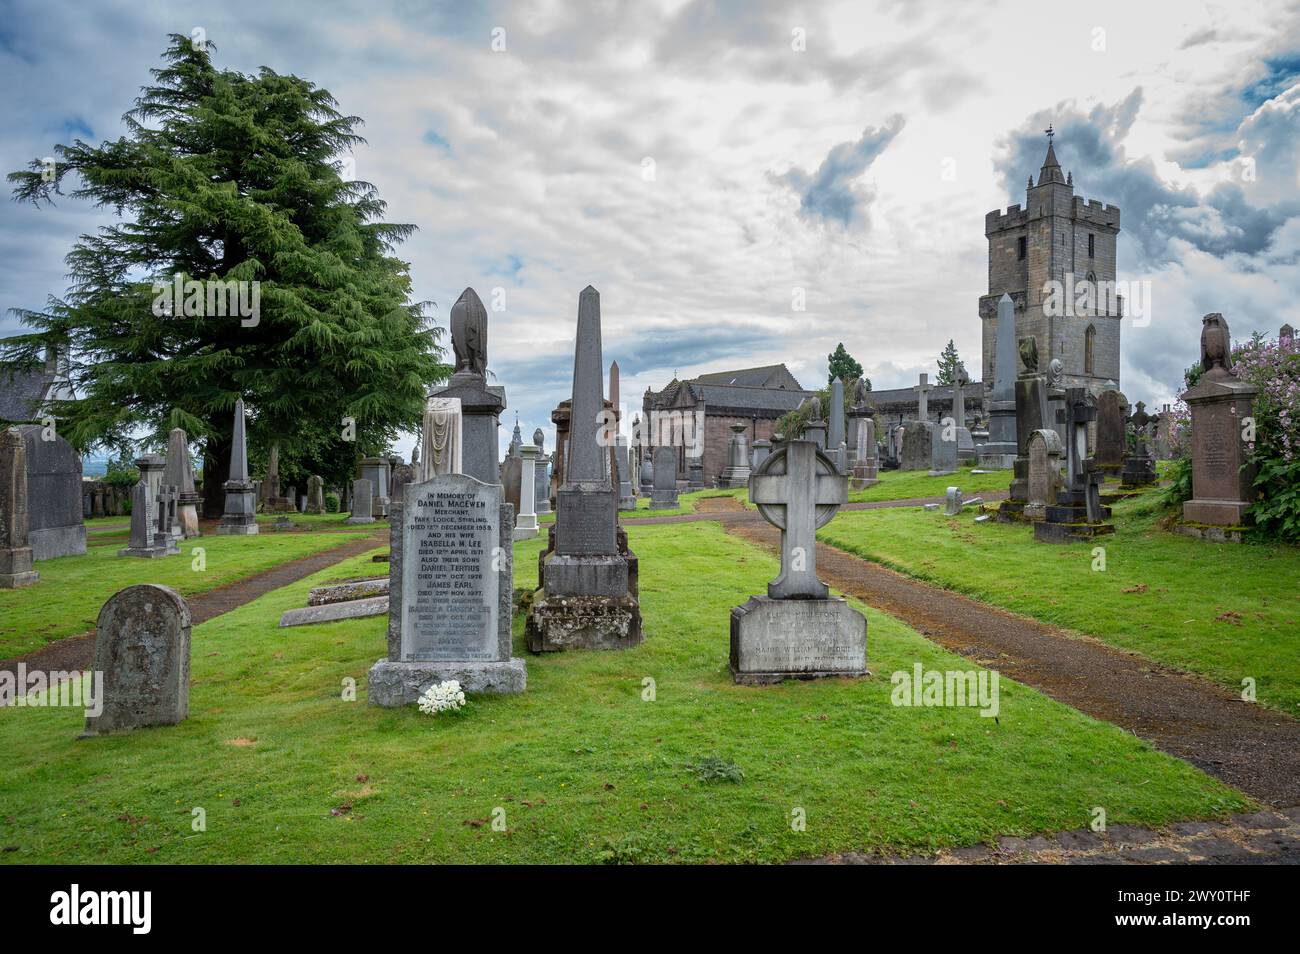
[
  {"x1": 986, "y1": 205, "x2": 1028, "y2": 234},
  {"x1": 1072, "y1": 196, "x2": 1121, "y2": 229}
]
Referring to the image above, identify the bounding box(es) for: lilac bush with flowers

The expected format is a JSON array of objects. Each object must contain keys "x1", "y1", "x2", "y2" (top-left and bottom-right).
[
  {"x1": 1166, "y1": 330, "x2": 1300, "y2": 540},
  {"x1": 1234, "y1": 332, "x2": 1300, "y2": 539}
]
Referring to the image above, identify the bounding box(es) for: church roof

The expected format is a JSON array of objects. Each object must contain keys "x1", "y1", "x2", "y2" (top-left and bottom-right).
[
  {"x1": 691, "y1": 383, "x2": 812, "y2": 412},
  {"x1": 0, "y1": 365, "x2": 56, "y2": 424},
  {"x1": 692, "y1": 364, "x2": 803, "y2": 390}
]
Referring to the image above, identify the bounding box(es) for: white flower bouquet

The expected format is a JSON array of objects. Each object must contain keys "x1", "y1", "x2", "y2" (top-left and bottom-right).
[{"x1": 417, "y1": 680, "x2": 467, "y2": 715}]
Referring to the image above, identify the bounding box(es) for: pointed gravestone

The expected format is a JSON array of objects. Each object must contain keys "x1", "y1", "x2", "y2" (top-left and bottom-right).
[
  {"x1": 731, "y1": 440, "x2": 865, "y2": 684},
  {"x1": 527, "y1": 286, "x2": 642, "y2": 652},
  {"x1": 163, "y1": 428, "x2": 202, "y2": 538},
  {"x1": 979, "y1": 293, "x2": 1018, "y2": 469},
  {"x1": 82, "y1": 584, "x2": 190, "y2": 735},
  {"x1": 218, "y1": 398, "x2": 258, "y2": 535},
  {"x1": 0, "y1": 428, "x2": 39, "y2": 587},
  {"x1": 828, "y1": 377, "x2": 847, "y2": 472}
]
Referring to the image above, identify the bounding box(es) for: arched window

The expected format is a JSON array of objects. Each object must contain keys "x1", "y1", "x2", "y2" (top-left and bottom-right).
[{"x1": 1084, "y1": 324, "x2": 1097, "y2": 376}]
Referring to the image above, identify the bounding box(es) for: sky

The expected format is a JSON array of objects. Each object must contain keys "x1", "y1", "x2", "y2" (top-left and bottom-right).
[{"x1": 2, "y1": 0, "x2": 1298, "y2": 458}]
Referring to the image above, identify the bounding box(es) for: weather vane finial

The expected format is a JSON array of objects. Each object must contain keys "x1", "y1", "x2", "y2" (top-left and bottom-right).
[{"x1": 1045, "y1": 123, "x2": 1055, "y2": 143}]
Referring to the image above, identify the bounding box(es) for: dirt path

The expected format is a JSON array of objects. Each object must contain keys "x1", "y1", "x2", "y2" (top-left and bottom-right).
[
  {"x1": 1, "y1": 533, "x2": 386, "y2": 680},
  {"x1": 725, "y1": 520, "x2": 1300, "y2": 808}
]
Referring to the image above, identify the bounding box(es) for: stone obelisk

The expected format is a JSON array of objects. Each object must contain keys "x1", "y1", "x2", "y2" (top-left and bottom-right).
[{"x1": 217, "y1": 398, "x2": 258, "y2": 534}]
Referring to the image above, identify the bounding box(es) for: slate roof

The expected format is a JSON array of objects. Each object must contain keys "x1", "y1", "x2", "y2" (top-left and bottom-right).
[
  {"x1": 0, "y1": 366, "x2": 56, "y2": 424},
  {"x1": 693, "y1": 364, "x2": 803, "y2": 389},
  {"x1": 691, "y1": 383, "x2": 813, "y2": 413}
]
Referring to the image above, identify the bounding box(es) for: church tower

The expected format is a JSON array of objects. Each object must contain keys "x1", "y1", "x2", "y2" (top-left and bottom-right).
[{"x1": 980, "y1": 128, "x2": 1122, "y2": 397}]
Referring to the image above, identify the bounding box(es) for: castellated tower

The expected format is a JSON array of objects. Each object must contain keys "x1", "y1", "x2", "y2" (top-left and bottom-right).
[{"x1": 980, "y1": 131, "x2": 1122, "y2": 397}]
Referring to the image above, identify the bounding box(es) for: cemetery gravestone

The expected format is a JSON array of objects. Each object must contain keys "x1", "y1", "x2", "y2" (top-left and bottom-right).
[
  {"x1": 1034, "y1": 389, "x2": 1114, "y2": 543},
  {"x1": 1182, "y1": 313, "x2": 1258, "y2": 527},
  {"x1": 828, "y1": 377, "x2": 847, "y2": 472},
  {"x1": 751, "y1": 438, "x2": 773, "y2": 473},
  {"x1": 650, "y1": 445, "x2": 679, "y2": 508},
  {"x1": 533, "y1": 429, "x2": 551, "y2": 514},
  {"x1": 850, "y1": 418, "x2": 878, "y2": 488},
  {"x1": 345, "y1": 479, "x2": 376, "y2": 524},
  {"x1": 1025, "y1": 428, "x2": 1064, "y2": 520},
  {"x1": 359, "y1": 457, "x2": 391, "y2": 518},
  {"x1": 0, "y1": 428, "x2": 39, "y2": 587},
  {"x1": 305, "y1": 475, "x2": 325, "y2": 514},
  {"x1": 979, "y1": 293, "x2": 1018, "y2": 469},
  {"x1": 929, "y1": 421, "x2": 958, "y2": 476},
  {"x1": 899, "y1": 421, "x2": 933, "y2": 471},
  {"x1": 1120, "y1": 402, "x2": 1158, "y2": 487},
  {"x1": 731, "y1": 440, "x2": 865, "y2": 684},
  {"x1": 217, "y1": 398, "x2": 258, "y2": 535},
  {"x1": 421, "y1": 397, "x2": 463, "y2": 480},
  {"x1": 526, "y1": 286, "x2": 642, "y2": 652},
  {"x1": 718, "y1": 423, "x2": 752, "y2": 487},
  {"x1": 514, "y1": 444, "x2": 541, "y2": 540},
  {"x1": 368, "y1": 474, "x2": 525, "y2": 703},
  {"x1": 944, "y1": 486, "x2": 963, "y2": 516},
  {"x1": 18, "y1": 425, "x2": 86, "y2": 560},
  {"x1": 390, "y1": 462, "x2": 416, "y2": 504},
  {"x1": 163, "y1": 427, "x2": 202, "y2": 537},
  {"x1": 616, "y1": 434, "x2": 636, "y2": 510},
  {"x1": 1094, "y1": 389, "x2": 1129, "y2": 473},
  {"x1": 83, "y1": 584, "x2": 190, "y2": 735}
]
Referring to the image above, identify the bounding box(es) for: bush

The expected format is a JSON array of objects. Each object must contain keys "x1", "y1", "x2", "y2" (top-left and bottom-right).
[
  {"x1": 1234, "y1": 334, "x2": 1300, "y2": 541},
  {"x1": 325, "y1": 492, "x2": 340, "y2": 513}
]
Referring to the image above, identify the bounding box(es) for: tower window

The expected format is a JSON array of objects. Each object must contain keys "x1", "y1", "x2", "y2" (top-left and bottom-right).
[
  {"x1": 1084, "y1": 325, "x2": 1097, "y2": 376},
  {"x1": 1088, "y1": 233, "x2": 1095, "y2": 257},
  {"x1": 1017, "y1": 236, "x2": 1027, "y2": 260}
]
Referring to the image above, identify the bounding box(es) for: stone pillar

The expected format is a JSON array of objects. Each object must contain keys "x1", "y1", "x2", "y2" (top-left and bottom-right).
[
  {"x1": 1182, "y1": 315, "x2": 1258, "y2": 527},
  {"x1": 532, "y1": 428, "x2": 550, "y2": 513},
  {"x1": 0, "y1": 428, "x2": 39, "y2": 587},
  {"x1": 217, "y1": 398, "x2": 258, "y2": 535},
  {"x1": 718, "y1": 423, "x2": 752, "y2": 487},
  {"x1": 979, "y1": 293, "x2": 1018, "y2": 468},
  {"x1": 751, "y1": 438, "x2": 772, "y2": 473},
  {"x1": 514, "y1": 445, "x2": 541, "y2": 540},
  {"x1": 164, "y1": 428, "x2": 202, "y2": 538}
]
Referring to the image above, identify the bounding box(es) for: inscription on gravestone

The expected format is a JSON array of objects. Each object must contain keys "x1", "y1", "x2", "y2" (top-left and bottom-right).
[{"x1": 401, "y1": 483, "x2": 498, "y2": 662}]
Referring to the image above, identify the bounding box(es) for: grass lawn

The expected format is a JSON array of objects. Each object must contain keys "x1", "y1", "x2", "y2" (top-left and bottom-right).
[
  {"x1": 0, "y1": 521, "x2": 1247, "y2": 864},
  {"x1": 540, "y1": 487, "x2": 747, "y2": 522},
  {"x1": 817, "y1": 494, "x2": 1300, "y2": 715},
  {"x1": 847, "y1": 466, "x2": 1009, "y2": 504},
  {"x1": 0, "y1": 529, "x2": 377, "y2": 659},
  {"x1": 254, "y1": 511, "x2": 388, "y2": 532}
]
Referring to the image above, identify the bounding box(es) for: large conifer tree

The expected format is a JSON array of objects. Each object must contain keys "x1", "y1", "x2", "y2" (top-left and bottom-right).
[{"x1": 4, "y1": 34, "x2": 447, "y2": 513}]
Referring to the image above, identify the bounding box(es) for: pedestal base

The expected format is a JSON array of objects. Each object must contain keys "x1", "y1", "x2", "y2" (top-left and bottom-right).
[
  {"x1": 729, "y1": 596, "x2": 867, "y2": 685},
  {"x1": 0, "y1": 564, "x2": 39, "y2": 588},
  {"x1": 344, "y1": 515, "x2": 376, "y2": 525},
  {"x1": 216, "y1": 520, "x2": 259, "y2": 535},
  {"x1": 367, "y1": 657, "x2": 526, "y2": 705},
  {"x1": 512, "y1": 523, "x2": 540, "y2": 541},
  {"x1": 526, "y1": 593, "x2": 642, "y2": 652},
  {"x1": 649, "y1": 491, "x2": 678, "y2": 509},
  {"x1": 1183, "y1": 498, "x2": 1251, "y2": 525},
  {"x1": 849, "y1": 477, "x2": 879, "y2": 490},
  {"x1": 617, "y1": 496, "x2": 637, "y2": 511},
  {"x1": 977, "y1": 448, "x2": 1016, "y2": 470}
]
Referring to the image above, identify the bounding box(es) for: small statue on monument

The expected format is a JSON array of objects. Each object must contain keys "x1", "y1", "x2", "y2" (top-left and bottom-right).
[{"x1": 450, "y1": 288, "x2": 488, "y2": 377}]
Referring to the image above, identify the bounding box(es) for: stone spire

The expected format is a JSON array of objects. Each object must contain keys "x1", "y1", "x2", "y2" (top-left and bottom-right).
[
  {"x1": 566, "y1": 286, "x2": 609, "y2": 485},
  {"x1": 1038, "y1": 136, "x2": 1065, "y2": 186}
]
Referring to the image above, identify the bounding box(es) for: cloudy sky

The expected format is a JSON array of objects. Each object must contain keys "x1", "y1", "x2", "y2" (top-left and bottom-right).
[{"x1": 2, "y1": 0, "x2": 1298, "y2": 456}]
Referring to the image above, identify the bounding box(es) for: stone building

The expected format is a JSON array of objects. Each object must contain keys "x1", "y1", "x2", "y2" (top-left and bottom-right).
[
  {"x1": 641, "y1": 364, "x2": 813, "y2": 485},
  {"x1": 980, "y1": 131, "x2": 1123, "y2": 399}
]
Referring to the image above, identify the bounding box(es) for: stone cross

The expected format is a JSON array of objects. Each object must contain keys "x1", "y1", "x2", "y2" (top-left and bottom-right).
[
  {"x1": 749, "y1": 440, "x2": 847, "y2": 600},
  {"x1": 914, "y1": 373, "x2": 932, "y2": 421},
  {"x1": 1129, "y1": 402, "x2": 1153, "y2": 458}
]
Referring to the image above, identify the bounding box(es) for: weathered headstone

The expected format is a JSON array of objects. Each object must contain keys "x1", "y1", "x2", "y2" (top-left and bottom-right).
[
  {"x1": 899, "y1": 420, "x2": 933, "y2": 471},
  {"x1": 18, "y1": 425, "x2": 86, "y2": 560},
  {"x1": 118, "y1": 477, "x2": 171, "y2": 558},
  {"x1": 514, "y1": 444, "x2": 541, "y2": 539},
  {"x1": 1182, "y1": 314, "x2": 1257, "y2": 527},
  {"x1": 979, "y1": 293, "x2": 1018, "y2": 469},
  {"x1": 358, "y1": 457, "x2": 391, "y2": 518},
  {"x1": 943, "y1": 486, "x2": 963, "y2": 516},
  {"x1": 217, "y1": 398, "x2": 258, "y2": 535},
  {"x1": 163, "y1": 427, "x2": 201, "y2": 537},
  {"x1": 1120, "y1": 402, "x2": 1158, "y2": 487},
  {"x1": 390, "y1": 463, "x2": 415, "y2": 504},
  {"x1": 1034, "y1": 389, "x2": 1114, "y2": 543},
  {"x1": 616, "y1": 434, "x2": 636, "y2": 510},
  {"x1": 850, "y1": 418, "x2": 878, "y2": 488},
  {"x1": 1025, "y1": 428, "x2": 1064, "y2": 520},
  {"x1": 368, "y1": 474, "x2": 525, "y2": 703},
  {"x1": 427, "y1": 289, "x2": 505, "y2": 486},
  {"x1": 526, "y1": 286, "x2": 641, "y2": 652},
  {"x1": 83, "y1": 584, "x2": 190, "y2": 735},
  {"x1": 300, "y1": 475, "x2": 321, "y2": 514},
  {"x1": 828, "y1": 377, "x2": 847, "y2": 472},
  {"x1": 1094, "y1": 389, "x2": 1130, "y2": 473},
  {"x1": 650, "y1": 445, "x2": 679, "y2": 509},
  {"x1": 752, "y1": 438, "x2": 773, "y2": 473},
  {"x1": 345, "y1": 478, "x2": 376, "y2": 524},
  {"x1": 929, "y1": 420, "x2": 958, "y2": 476},
  {"x1": 718, "y1": 423, "x2": 752, "y2": 487},
  {"x1": 731, "y1": 440, "x2": 865, "y2": 684},
  {"x1": 0, "y1": 428, "x2": 39, "y2": 587}
]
